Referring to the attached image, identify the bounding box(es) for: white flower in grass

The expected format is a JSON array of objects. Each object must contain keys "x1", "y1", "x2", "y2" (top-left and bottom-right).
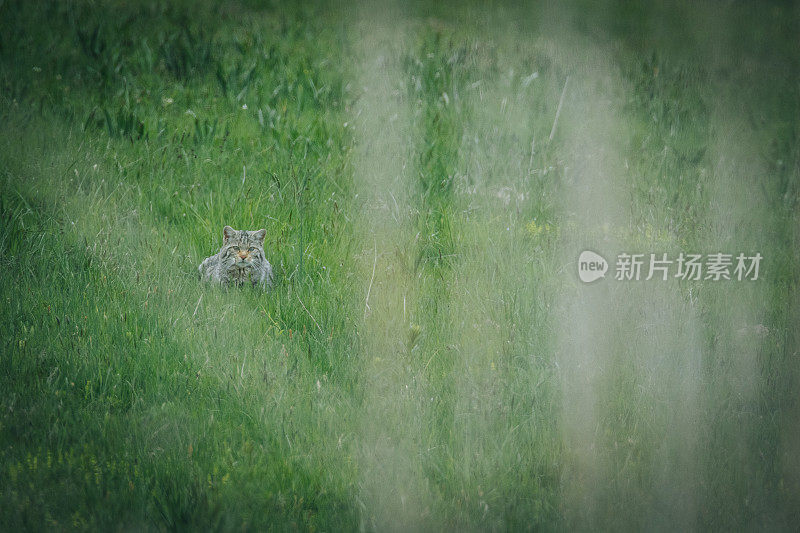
[{"x1": 521, "y1": 71, "x2": 539, "y2": 87}]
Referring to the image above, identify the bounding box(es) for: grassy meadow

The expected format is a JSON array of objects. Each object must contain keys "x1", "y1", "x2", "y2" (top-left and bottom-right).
[{"x1": 1, "y1": 0, "x2": 799, "y2": 529}]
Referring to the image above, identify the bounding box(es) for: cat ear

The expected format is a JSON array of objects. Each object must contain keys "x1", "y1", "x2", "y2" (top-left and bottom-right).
[
  {"x1": 253, "y1": 229, "x2": 267, "y2": 244},
  {"x1": 223, "y1": 226, "x2": 236, "y2": 242}
]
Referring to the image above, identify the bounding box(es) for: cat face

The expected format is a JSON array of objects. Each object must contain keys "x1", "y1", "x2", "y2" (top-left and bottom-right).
[{"x1": 220, "y1": 226, "x2": 267, "y2": 270}]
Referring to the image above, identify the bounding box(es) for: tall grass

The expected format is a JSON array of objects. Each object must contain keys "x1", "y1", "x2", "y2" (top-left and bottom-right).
[{"x1": 1, "y1": 0, "x2": 798, "y2": 529}]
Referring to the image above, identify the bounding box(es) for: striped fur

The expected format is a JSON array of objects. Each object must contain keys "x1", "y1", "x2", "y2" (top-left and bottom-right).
[{"x1": 199, "y1": 226, "x2": 273, "y2": 287}]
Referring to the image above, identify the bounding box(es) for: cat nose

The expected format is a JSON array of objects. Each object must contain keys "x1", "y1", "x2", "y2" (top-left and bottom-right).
[{"x1": 238, "y1": 251, "x2": 247, "y2": 258}]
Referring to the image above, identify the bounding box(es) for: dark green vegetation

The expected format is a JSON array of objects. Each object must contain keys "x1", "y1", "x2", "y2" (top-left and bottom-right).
[{"x1": 1, "y1": 0, "x2": 798, "y2": 530}]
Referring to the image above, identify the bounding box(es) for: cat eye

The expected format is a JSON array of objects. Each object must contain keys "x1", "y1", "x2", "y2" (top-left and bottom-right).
[
  {"x1": 231, "y1": 246, "x2": 240, "y2": 251},
  {"x1": 248, "y1": 247, "x2": 256, "y2": 251}
]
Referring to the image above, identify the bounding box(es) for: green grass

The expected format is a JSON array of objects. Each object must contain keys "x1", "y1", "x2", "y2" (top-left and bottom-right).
[{"x1": 1, "y1": 0, "x2": 799, "y2": 530}]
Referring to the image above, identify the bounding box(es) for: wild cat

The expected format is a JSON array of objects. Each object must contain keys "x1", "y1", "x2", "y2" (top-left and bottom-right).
[{"x1": 199, "y1": 226, "x2": 273, "y2": 287}]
